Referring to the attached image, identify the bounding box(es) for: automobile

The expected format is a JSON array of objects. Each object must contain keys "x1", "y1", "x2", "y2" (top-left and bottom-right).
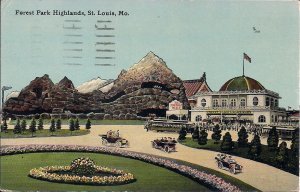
[
  {"x1": 151, "y1": 137, "x2": 177, "y2": 153},
  {"x1": 99, "y1": 130, "x2": 129, "y2": 148},
  {"x1": 215, "y1": 153, "x2": 243, "y2": 174}
]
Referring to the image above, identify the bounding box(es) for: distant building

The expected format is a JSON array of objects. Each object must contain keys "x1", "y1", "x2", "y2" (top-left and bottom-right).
[{"x1": 185, "y1": 73, "x2": 286, "y2": 125}]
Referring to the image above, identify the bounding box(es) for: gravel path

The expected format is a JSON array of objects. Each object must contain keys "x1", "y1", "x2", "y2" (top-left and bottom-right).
[{"x1": 1, "y1": 125, "x2": 298, "y2": 192}]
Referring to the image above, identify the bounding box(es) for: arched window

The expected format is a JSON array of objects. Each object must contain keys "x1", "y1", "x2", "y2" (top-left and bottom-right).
[
  {"x1": 195, "y1": 115, "x2": 202, "y2": 122},
  {"x1": 221, "y1": 99, "x2": 227, "y2": 107},
  {"x1": 258, "y1": 115, "x2": 266, "y2": 123},
  {"x1": 213, "y1": 99, "x2": 219, "y2": 107},
  {"x1": 230, "y1": 99, "x2": 236, "y2": 107},
  {"x1": 201, "y1": 99, "x2": 206, "y2": 107},
  {"x1": 266, "y1": 97, "x2": 270, "y2": 106},
  {"x1": 240, "y1": 98, "x2": 246, "y2": 107},
  {"x1": 253, "y1": 97, "x2": 259, "y2": 106}
]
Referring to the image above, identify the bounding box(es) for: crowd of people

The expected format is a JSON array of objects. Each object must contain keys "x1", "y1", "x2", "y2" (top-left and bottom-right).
[{"x1": 198, "y1": 122, "x2": 265, "y2": 136}]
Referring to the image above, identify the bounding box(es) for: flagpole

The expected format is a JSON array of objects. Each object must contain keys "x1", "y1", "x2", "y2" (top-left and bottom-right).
[{"x1": 242, "y1": 53, "x2": 244, "y2": 76}]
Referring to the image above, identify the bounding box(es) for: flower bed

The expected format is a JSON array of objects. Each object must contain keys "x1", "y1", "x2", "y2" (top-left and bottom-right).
[
  {"x1": 29, "y1": 165, "x2": 135, "y2": 185},
  {"x1": 1, "y1": 145, "x2": 241, "y2": 192}
]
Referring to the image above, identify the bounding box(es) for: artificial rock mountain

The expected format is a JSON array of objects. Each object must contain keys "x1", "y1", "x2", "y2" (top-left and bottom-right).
[{"x1": 4, "y1": 52, "x2": 189, "y2": 118}]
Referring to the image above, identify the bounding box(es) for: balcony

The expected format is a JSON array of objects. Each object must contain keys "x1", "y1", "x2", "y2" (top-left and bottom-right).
[{"x1": 191, "y1": 105, "x2": 277, "y2": 111}]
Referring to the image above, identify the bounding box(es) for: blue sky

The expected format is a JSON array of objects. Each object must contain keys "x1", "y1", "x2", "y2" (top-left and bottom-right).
[{"x1": 1, "y1": 0, "x2": 299, "y2": 109}]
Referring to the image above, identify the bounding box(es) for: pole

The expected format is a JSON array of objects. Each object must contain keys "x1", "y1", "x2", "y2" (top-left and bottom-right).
[{"x1": 242, "y1": 53, "x2": 245, "y2": 76}]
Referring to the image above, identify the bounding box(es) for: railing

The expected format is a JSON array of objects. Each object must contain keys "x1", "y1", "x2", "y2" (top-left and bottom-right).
[
  {"x1": 192, "y1": 89, "x2": 280, "y2": 97},
  {"x1": 191, "y1": 105, "x2": 285, "y2": 111}
]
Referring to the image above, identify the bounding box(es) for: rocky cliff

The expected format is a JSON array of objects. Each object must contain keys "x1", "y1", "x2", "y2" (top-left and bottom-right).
[{"x1": 4, "y1": 52, "x2": 189, "y2": 117}]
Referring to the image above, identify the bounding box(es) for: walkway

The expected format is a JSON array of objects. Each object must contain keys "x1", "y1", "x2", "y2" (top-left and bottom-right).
[{"x1": 1, "y1": 125, "x2": 298, "y2": 192}]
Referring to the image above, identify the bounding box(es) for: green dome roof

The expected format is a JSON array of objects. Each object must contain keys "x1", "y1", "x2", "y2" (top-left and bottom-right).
[{"x1": 219, "y1": 76, "x2": 265, "y2": 91}]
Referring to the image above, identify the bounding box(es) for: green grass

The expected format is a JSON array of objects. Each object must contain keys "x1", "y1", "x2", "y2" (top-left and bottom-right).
[
  {"x1": 180, "y1": 138, "x2": 298, "y2": 176},
  {"x1": 0, "y1": 129, "x2": 90, "y2": 138},
  {"x1": 9, "y1": 119, "x2": 145, "y2": 125},
  {"x1": 0, "y1": 152, "x2": 210, "y2": 191}
]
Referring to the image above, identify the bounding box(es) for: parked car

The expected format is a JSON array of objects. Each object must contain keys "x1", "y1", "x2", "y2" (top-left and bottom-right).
[
  {"x1": 215, "y1": 153, "x2": 243, "y2": 174},
  {"x1": 99, "y1": 130, "x2": 129, "y2": 148},
  {"x1": 151, "y1": 137, "x2": 177, "y2": 153}
]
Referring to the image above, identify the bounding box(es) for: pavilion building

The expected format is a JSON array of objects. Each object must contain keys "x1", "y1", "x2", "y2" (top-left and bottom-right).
[{"x1": 185, "y1": 73, "x2": 286, "y2": 125}]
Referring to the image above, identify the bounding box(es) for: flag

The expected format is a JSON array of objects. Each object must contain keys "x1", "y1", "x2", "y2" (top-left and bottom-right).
[{"x1": 243, "y1": 53, "x2": 251, "y2": 63}]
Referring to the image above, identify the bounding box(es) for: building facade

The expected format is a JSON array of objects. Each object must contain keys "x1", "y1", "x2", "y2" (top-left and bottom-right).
[{"x1": 186, "y1": 74, "x2": 286, "y2": 125}]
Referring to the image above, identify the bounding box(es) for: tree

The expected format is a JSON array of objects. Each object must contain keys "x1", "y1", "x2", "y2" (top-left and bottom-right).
[
  {"x1": 237, "y1": 126, "x2": 248, "y2": 147},
  {"x1": 37, "y1": 117, "x2": 44, "y2": 130},
  {"x1": 289, "y1": 128, "x2": 299, "y2": 173},
  {"x1": 56, "y1": 119, "x2": 62, "y2": 130},
  {"x1": 267, "y1": 127, "x2": 279, "y2": 151},
  {"x1": 21, "y1": 119, "x2": 27, "y2": 132},
  {"x1": 75, "y1": 118, "x2": 80, "y2": 130},
  {"x1": 178, "y1": 127, "x2": 187, "y2": 140},
  {"x1": 69, "y1": 118, "x2": 75, "y2": 135},
  {"x1": 2, "y1": 119, "x2": 8, "y2": 133},
  {"x1": 13, "y1": 118, "x2": 21, "y2": 134},
  {"x1": 49, "y1": 118, "x2": 56, "y2": 136},
  {"x1": 85, "y1": 118, "x2": 91, "y2": 130},
  {"x1": 220, "y1": 132, "x2": 234, "y2": 152},
  {"x1": 290, "y1": 128, "x2": 299, "y2": 158},
  {"x1": 248, "y1": 134, "x2": 262, "y2": 160},
  {"x1": 192, "y1": 126, "x2": 199, "y2": 140},
  {"x1": 276, "y1": 141, "x2": 289, "y2": 168},
  {"x1": 198, "y1": 129, "x2": 208, "y2": 145},
  {"x1": 29, "y1": 118, "x2": 36, "y2": 137},
  {"x1": 211, "y1": 124, "x2": 222, "y2": 144}
]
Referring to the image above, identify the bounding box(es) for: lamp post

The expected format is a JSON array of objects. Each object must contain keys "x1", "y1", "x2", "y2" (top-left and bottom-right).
[{"x1": 1, "y1": 86, "x2": 12, "y2": 121}]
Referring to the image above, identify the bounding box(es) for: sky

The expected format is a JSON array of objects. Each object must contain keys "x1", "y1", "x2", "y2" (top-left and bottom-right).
[{"x1": 1, "y1": 0, "x2": 299, "y2": 109}]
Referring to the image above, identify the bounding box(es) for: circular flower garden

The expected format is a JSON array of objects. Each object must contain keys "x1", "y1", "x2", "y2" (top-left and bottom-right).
[
  {"x1": 28, "y1": 157, "x2": 135, "y2": 185},
  {"x1": 1, "y1": 144, "x2": 243, "y2": 192}
]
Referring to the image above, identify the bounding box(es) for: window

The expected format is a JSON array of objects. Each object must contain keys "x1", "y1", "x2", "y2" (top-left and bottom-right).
[
  {"x1": 275, "y1": 116, "x2": 278, "y2": 122},
  {"x1": 195, "y1": 115, "x2": 202, "y2": 122},
  {"x1": 213, "y1": 99, "x2": 219, "y2": 107},
  {"x1": 266, "y1": 97, "x2": 270, "y2": 106},
  {"x1": 258, "y1": 115, "x2": 266, "y2": 123},
  {"x1": 253, "y1": 97, "x2": 258, "y2": 106},
  {"x1": 275, "y1": 99, "x2": 278, "y2": 107},
  {"x1": 271, "y1": 98, "x2": 274, "y2": 107},
  {"x1": 240, "y1": 98, "x2": 246, "y2": 107},
  {"x1": 201, "y1": 99, "x2": 206, "y2": 107},
  {"x1": 271, "y1": 115, "x2": 274, "y2": 122},
  {"x1": 221, "y1": 99, "x2": 227, "y2": 107},
  {"x1": 230, "y1": 99, "x2": 236, "y2": 107}
]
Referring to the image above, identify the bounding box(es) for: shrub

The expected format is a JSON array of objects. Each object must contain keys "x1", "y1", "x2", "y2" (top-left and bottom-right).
[
  {"x1": 267, "y1": 127, "x2": 279, "y2": 151},
  {"x1": 237, "y1": 126, "x2": 248, "y2": 147},
  {"x1": 211, "y1": 124, "x2": 222, "y2": 144},
  {"x1": 38, "y1": 117, "x2": 44, "y2": 130},
  {"x1": 192, "y1": 126, "x2": 200, "y2": 140},
  {"x1": 85, "y1": 118, "x2": 91, "y2": 130},
  {"x1": 178, "y1": 127, "x2": 187, "y2": 140},
  {"x1": 198, "y1": 129, "x2": 208, "y2": 145},
  {"x1": 70, "y1": 157, "x2": 96, "y2": 175},
  {"x1": 248, "y1": 134, "x2": 262, "y2": 160},
  {"x1": 276, "y1": 141, "x2": 289, "y2": 168},
  {"x1": 220, "y1": 132, "x2": 234, "y2": 152}
]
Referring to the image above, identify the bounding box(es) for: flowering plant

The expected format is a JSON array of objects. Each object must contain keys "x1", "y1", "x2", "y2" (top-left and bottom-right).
[
  {"x1": 1, "y1": 145, "x2": 242, "y2": 192},
  {"x1": 28, "y1": 157, "x2": 135, "y2": 185},
  {"x1": 71, "y1": 157, "x2": 96, "y2": 175}
]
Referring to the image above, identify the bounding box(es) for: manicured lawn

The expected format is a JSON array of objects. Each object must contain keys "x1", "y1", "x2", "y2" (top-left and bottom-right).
[
  {"x1": 0, "y1": 152, "x2": 210, "y2": 191},
  {"x1": 180, "y1": 138, "x2": 298, "y2": 176},
  {"x1": 0, "y1": 129, "x2": 90, "y2": 138},
  {"x1": 9, "y1": 119, "x2": 145, "y2": 125}
]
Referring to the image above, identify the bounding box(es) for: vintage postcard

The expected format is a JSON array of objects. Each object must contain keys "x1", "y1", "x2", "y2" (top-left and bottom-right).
[{"x1": 1, "y1": 0, "x2": 299, "y2": 191}]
